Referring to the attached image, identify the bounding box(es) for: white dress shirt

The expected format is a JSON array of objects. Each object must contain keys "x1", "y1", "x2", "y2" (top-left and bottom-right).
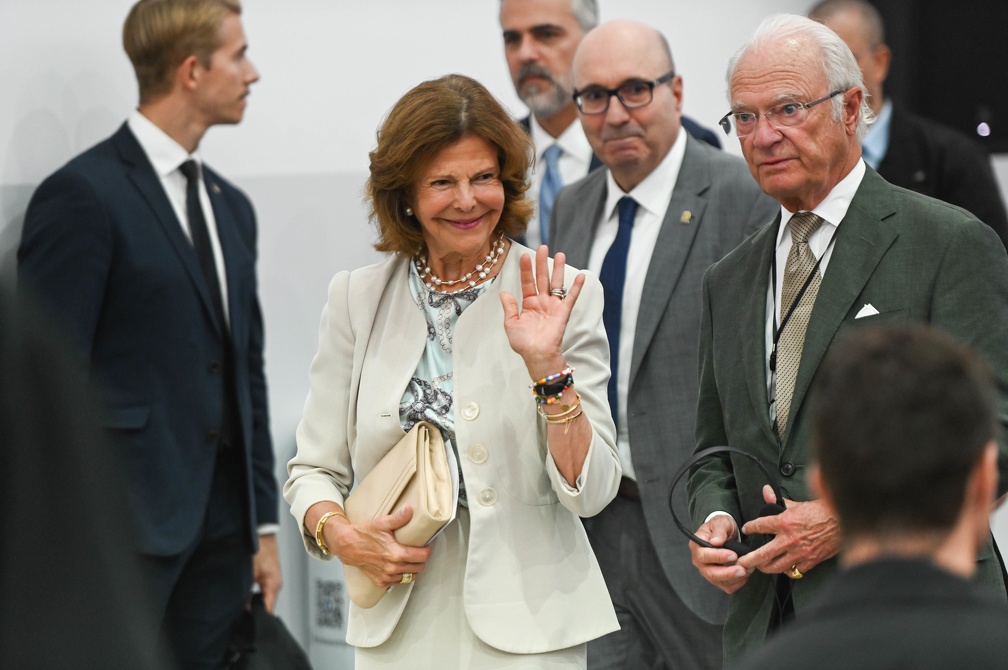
[
  {"x1": 585, "y1": 128, "x2": 687, "y2": 481},
  {"x1": 127, "y1": 110, "x2": 230, "y2": 323},
  {"x1": 526, "y1": 115, "x2": 595, "y2": 248}
]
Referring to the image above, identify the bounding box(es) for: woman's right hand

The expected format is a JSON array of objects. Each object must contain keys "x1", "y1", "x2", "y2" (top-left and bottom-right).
[{"x1": 325, "y1": 505, "x2": 433, "y2": 588}]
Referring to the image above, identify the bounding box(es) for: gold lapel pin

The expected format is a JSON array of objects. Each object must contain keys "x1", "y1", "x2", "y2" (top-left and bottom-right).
[{"x1": 680, "y1": 210, "x2": 692, "y2": 224}]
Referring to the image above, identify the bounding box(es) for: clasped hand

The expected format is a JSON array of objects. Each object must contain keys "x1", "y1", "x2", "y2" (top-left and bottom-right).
[
  {"x1": 690, "y1": 485, "x2": 841, "y2": 594},
  {"x1": 330, "y1": 505, "x2": 433, "y2": 589}
]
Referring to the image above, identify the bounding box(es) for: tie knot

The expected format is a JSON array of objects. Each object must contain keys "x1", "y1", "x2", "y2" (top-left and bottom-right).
[
  {"x1": 179, "y1": 159, "x2": 200, "y2": 183},
  {"x1": 618, "y1": 196, "x2": 638, "y2": 228},
  {"x1": 789, "y1": 211, "x2": 822, "y2": 244}
]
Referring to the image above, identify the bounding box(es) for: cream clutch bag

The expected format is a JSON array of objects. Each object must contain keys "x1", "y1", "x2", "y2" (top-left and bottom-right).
[{"x1": 343, "y1": 421, "x2": 454, "y2": 608}]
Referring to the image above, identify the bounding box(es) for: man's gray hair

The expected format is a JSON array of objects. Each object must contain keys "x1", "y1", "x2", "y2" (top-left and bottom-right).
[
  {"x1": 570, "y1": 0, "x2": 599, "y2": 33},
  {"x1": 726, "y1": 14, "x2": 876, "y2": 139}
]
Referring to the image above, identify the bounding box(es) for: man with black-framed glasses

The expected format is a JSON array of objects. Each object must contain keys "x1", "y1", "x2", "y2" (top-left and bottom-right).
[
  {"x1": 497, "y1": 0, "x2": 721, "y2": 250},
  {"x1": 688, "y1": 13, "x2": 1008, "y2": 667},
  {"x1": 550, "y1": 19, "x2": 776, "y2": 670}
]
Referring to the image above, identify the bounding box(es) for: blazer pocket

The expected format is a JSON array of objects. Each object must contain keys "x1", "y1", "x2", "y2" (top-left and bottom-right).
[
  {"x1": 848, "y1": 308, "x2": 907, "y2": 324},
  {"x1": 839, "y1": 308, "x2": 909, "y2": 338},
  {"x1": 103, "y1": 405, "x2": 151, "y2": 431}
]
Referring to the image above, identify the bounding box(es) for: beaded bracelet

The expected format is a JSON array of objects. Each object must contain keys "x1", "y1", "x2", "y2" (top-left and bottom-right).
[
  {"x1": 315, "y1": 509, "x2": 348, "y2": 557},
  {"x1": 530, "y1": 367, "x2": 575, "y2": 404}
]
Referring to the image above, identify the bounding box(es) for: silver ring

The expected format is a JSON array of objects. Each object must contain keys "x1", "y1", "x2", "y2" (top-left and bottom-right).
[{"x1": 549, "y1": 287, "x2": 567, "y2": 300}]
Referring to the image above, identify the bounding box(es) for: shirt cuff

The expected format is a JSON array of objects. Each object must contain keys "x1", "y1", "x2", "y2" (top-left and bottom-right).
[
  {"x1": 257, "y1": 523, "x2": 279, "y2": 536},
  {"x1": 703, "y1": 511, "x2": 741, "y2": 542}
]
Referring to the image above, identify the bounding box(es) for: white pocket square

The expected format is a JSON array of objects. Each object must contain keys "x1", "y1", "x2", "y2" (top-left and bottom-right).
[{"x1": 855, "y1": 303, "x2": 880, "y2": 319}]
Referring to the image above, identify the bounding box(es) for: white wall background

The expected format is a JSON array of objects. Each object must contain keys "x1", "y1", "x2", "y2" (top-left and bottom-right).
[{"x1": 3, "y1": 1, "x2": 1007, "y2": 666}]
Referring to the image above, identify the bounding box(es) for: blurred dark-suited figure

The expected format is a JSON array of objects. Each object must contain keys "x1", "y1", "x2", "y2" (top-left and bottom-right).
[
  {"x1": 809, "y1": 0, "x2": 1008, "y2": 249},
  {"x1": 0, "y1": 288, "x2": 163, "y2": 669},
  {"x1": 17, "y1": 1, "x2": 281, "y2": 666},
  {"x1": 738, "y1": 323, "x2": 1008, "y2": 670}
]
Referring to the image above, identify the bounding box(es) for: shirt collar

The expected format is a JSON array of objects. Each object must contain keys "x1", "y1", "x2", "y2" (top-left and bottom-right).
[
  {"x1": 528, "y1": 114, "x2": 594, "y2": 167},
  {"x1": 775, "y1": 158, "x2": 867, "y2": 248},
  {"x1": 860, "y1": 98, "x2": 892, "y2": 169},
  {"x1": 127, "y1": 109, "x2": 200, "y2": 177},
  {"x1": 603, "y1": 127, "x2": 686, "y2": 222}
]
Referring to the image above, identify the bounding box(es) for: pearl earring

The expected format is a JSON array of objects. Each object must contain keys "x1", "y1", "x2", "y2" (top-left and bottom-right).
[{"x1": 405, "y1": 207, "x2": 414, "y2": 216}]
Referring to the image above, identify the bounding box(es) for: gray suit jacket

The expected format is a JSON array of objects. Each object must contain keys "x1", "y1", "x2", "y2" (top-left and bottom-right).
[
  {"x1": 690, "y1": 166, "x2": 1008, "y2": 665},
  {"x1": 551, "y1": 134, "x2": 778, "y2": 624}
]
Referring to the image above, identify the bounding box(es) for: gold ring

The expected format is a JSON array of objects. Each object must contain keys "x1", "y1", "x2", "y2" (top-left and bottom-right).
[
  {"x1": 789, "y1": 564, "x2": 803, "y2": 580},
  {"x1": 400, "y1": 573, "x2": 414, "y2": 585}
]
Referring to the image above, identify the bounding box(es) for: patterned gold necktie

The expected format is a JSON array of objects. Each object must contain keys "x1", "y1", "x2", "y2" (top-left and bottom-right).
[{"x1": 774, "y1": 211, "x2": 824, "y2": 439}]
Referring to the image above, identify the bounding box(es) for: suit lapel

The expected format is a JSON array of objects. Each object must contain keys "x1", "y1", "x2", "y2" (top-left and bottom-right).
[
  {"x1": 360, "y1": 259, "x2": 427, "y2": 424},
  {"x1": 629, "y1": 140, "x2": 707, "y2": 383},
  {"x1": 782, "y1": 170, "x2": 898, "y2": 442},
  {"x1": 562, "y1": 171, "x2": 608, "y2": 270},
  {"x1": 741, "y1": 219, "x2": 781, "y2": 446},
  {"x1": 113, "y1": 125, "x2": 225, "y2": 336}
]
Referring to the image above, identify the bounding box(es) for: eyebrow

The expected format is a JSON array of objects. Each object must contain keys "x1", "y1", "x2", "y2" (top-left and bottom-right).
[
  {"x1": 425, "y1": 163, "x2": 499, "y2": 180},
  {"x1": 730, "y1": 92, "x2": 804, "y2": 111},
  {"x1": 503, "y1": 22, "x2": 565, "y2": 38},
  {"x1": 579, "y1": 76, "x2": 654, "y2": 91}
]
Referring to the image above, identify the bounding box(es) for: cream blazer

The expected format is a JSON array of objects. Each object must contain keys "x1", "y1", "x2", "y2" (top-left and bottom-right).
[{"x1": 285, "y1": 243, "x2": 621, "y2": 652}]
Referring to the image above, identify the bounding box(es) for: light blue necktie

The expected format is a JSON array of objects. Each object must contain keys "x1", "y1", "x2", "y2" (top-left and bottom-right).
[
  {"x1": 539, "y1": 144, "x2": 563, "y2": 246},
  {"x1": 598, "y1": 196, "x2": 638, "y2": 428}
]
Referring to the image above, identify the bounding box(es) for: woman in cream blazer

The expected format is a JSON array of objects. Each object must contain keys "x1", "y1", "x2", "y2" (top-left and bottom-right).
[{"x1": 285, "y1": 75, "x2": 620, "y2": 668}]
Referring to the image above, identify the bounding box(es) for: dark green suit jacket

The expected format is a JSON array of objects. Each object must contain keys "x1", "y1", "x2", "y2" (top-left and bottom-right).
[{"x1": 688, "y1": 166, "x2": 1008, "y2": 666}]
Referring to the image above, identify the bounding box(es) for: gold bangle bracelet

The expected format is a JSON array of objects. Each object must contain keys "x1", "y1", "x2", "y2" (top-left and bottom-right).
[
  {"x1": 537, "y1": 392, "x2": 582, "y2": 420},
  {"x1": 314, "y1": 509, "x2": 348, "y2": 557},
  {"x1": 543, "y1": 407, "x2": 584, "y2": 434},
  {"x1": 543, "y1": 407, "x2": 584, "y2": 424}
]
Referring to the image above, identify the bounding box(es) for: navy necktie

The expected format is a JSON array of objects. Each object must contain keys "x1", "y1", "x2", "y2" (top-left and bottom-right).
[
  {"x1": 539, "y1": 144, "x2": 562, "y2": 246},
  {"x1": 599, "y1": 196, "x2": 638, "y2": 427},
  {"x1": 179, "y1": 159, "x2": 225, "y2": 328}
]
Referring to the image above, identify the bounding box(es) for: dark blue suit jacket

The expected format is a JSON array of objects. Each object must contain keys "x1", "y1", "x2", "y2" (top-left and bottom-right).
[
  {"x1": 878, "y1": 102, "x2": 1008, "y2": 249},
  {"x1": 18, "y1": 123, "x2": 277, "y2": 557}
]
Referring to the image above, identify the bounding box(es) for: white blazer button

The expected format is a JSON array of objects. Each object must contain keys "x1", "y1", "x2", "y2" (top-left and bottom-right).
[
  {"x1": 468, "y1": 445, "x2": 488, "y2": 464},
  {"x1": 477, "y1": 487, "x2": 497, "y2": 506},
  {"x1": 461, "y1": 402, "x2": 480, "y2": 421}
]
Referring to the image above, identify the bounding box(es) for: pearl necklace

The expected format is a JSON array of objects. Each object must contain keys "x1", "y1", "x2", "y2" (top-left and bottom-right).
[{"x1": 414, "y1": 235, "x2": 506, "y2": 292}]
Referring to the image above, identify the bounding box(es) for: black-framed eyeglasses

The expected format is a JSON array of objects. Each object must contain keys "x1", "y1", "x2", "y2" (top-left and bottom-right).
[
  {"x1": 718, "y1": 89, "x2": 846, "y2": 137},
  {"x1": 572, "y1": 71, "x2": 676, "y2": 115}
]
